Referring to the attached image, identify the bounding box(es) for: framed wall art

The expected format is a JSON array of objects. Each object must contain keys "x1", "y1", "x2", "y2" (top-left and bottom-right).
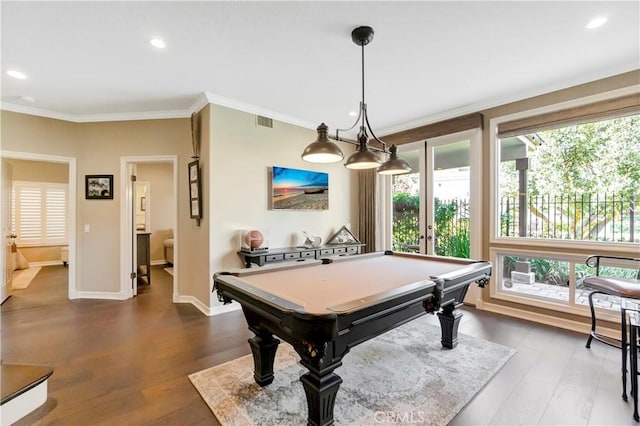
[
  {"x1": 85, "y1": 174, "x2": 114, "y2": 200},
  {"x1": 188, "y1": 160, "x2": 202, "y2": 219},
  {"x1": 271, "y1": 166, "x2": 328, "y2": 210}
]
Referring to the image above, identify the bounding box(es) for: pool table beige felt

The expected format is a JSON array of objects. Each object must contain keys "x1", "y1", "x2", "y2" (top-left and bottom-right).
[{"x1": 223, "y1": 251, "x2": 485, "y2": 314}]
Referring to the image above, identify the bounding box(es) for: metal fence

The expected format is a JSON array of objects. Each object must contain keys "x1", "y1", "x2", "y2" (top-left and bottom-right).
[
  {"x1": 393, "y1": 197, "x2": 470, "y2": 257},
  {"x1": 393, "y1": 192, "x2": 638, "y2": 253},
  {"x1": 500, "y1": 192, "x2": 638, "y2": 243}
]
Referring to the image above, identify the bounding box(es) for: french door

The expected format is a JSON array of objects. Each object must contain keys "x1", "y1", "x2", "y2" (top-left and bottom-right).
[{"x1": 391, "y1": 129, "x2": 482, "y2": 301}]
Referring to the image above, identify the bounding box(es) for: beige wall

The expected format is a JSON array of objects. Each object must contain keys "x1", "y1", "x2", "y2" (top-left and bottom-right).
[
  {"x1": 208, "y1": 104, "x2": 359, "y2": 306},
  {"x1": 137, "y1": 163, "x2": 174, "y2": 263},
  {"x1": 1, "y1": 111, "x2": 194, "y2": 298},
  {"x1": 8, "y1": 159, "x2": 69, "y2": 183},
  {"x1": 178, "y1": 106, "x2": 211, "y2": 307}
]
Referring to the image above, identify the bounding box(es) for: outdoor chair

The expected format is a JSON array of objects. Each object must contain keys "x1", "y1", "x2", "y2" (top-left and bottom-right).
[{"x1": 583, "y1": 254, "x2": 640, "y2": 401}]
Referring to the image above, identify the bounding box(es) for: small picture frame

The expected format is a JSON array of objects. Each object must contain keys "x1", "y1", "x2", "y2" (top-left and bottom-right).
[
  {"x1": 327, "y1": 225, "x2": 360, "y2": 245},
  {"x1": 188, "y1": 160, "x2": 202, "y2": 219},
  {"x1": 86, "y1": 175, "x2": 114, "y2": 200}
]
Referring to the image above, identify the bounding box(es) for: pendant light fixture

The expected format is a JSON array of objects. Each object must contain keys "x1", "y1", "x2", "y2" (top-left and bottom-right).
[{"x1": 301, "y1": 26, "x2": 411, "y2": 175}]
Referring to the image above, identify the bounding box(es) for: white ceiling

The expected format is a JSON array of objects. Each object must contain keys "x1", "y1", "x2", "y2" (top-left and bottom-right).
[{"x1": 2, "y1": 1, "x2": 639, "y2": 136}]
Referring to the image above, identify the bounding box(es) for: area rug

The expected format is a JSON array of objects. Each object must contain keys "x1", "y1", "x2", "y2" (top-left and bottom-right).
[
  {"x1": 189, "y1": 315, "x2": 515, "y2": 425},
  {"x1": 11, "y1": 266, "x2": 42, "y2": 289},
  {"x1": 163, "y1": 267, "x2": 173, "y2": 276}
]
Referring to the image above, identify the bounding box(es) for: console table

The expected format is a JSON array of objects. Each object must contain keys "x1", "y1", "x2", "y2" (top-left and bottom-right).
[
  {"x1": 137, "y1": 232, "x2": 151, "y2": 285},
  {"x1": 238, "y1": 244, "x2": 365, "y2": 268}
]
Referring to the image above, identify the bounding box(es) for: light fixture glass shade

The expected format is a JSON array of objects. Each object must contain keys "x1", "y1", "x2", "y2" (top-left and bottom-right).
[
  {"x1": 377, "y1": 145, "x2": 412, "y2": 175},
  {"x1": 344, "y1": 135, "x2": 382, "y2": 169},
  {"x1": 302, "y1": 123, "x2": 344, "y2": 163}
]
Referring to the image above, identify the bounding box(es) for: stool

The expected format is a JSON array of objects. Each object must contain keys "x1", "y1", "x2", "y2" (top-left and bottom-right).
[
  {"x1": 583, "y1": 255, "x2": 640, "y2": 402},
  {"x1": 629, "y1": 310, "x2": 640, "y2": 421}
]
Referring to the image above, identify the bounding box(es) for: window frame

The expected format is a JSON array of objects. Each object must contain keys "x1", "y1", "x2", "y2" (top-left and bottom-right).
[
  {"x1": 489, "y1": 87, "x2": 640, "y2": 255},
  {"x1": 12, "y1": 180, "x2": 69, "y2": 247},
  {"x1": 488, "y1": 86, "x2": 640, "y2": 317}
]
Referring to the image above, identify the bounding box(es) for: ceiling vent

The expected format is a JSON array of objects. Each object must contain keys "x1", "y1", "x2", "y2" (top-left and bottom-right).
[{"x1": 256, "y1": 115, "x2": 273, "y2": 128}]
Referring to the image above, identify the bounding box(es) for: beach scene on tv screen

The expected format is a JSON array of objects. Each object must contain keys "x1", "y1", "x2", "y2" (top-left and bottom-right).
[{"x1": 272, "y1": 166, "x2": 328, "y2": 210}]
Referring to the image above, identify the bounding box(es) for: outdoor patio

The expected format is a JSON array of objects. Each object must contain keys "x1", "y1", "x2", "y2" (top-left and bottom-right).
[{"x1": 503, "y1": 279, "x2": 623, "y2": 311}]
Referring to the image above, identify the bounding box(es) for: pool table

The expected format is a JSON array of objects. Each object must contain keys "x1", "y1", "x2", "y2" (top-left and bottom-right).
[{"x1": 213, "y1": 250, "x2": 491, "y2": 426}]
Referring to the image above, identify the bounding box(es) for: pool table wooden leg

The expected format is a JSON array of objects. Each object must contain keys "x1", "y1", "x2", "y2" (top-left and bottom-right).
[
  {"x1": 299, "y1": 361, "x2": 343, "y2": 426},
  {"x1": 248, "y1": 332, "x2": 280, "y2": 386},
  {"x1": 438, "y1": 303, "x2": 462, "y2": 349}
]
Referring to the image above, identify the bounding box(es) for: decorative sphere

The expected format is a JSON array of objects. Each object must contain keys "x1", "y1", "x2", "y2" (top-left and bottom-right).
[{"x1": 245, "y1": 230, "x2": 264, "y2": 249}]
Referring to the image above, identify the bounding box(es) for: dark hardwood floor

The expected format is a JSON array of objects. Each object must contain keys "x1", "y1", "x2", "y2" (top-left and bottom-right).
[{"x1": 1, "y1": 265, "x2": 635, "y2": 425}]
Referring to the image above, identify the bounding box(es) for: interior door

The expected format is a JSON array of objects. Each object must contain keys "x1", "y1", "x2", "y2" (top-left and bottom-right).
[{"x1": 1, "y1": 159, "x2": 13, "y2": 303}]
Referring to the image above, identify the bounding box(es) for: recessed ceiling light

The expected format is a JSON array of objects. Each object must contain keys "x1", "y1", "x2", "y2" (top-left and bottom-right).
[
  {"x1": 150, "y1": 38, "x2": 166, "y2": 49},
  {"x1": 7, "y1": 70, "x2": 27, "y2": 79},
  {"x1": 586, "y1": 16, "x2": 607, "y2": 29}
]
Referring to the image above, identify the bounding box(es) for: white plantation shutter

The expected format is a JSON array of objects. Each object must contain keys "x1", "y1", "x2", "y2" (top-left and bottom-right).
[
  {"x1": 13, "y1": 181, "x2": 67, "y2": 245},
  {"x1": 45, "y1": 187, "x2": 66, "y2": 240}
]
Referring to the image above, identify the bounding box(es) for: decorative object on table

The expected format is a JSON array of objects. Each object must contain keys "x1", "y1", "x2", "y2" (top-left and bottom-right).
[
  {"x1": 272, "y1": 166, "x2": 328, "y2": 210},
  {"x1": 85, "y1": 174, "x2": 113, "y2": 199},
  {"x1": 300, "y1": 26, "x2": 411, "y2": 176},
  {"x1": 240, "y1": 229, "x2": 269, "y2": 253},
  {"x1": 302, "y1": 231, "x2": 321, "y2": 248},
  {"x1": 188, "y1": 160, "x2": 202, "y2": 222},
  {"x1": 327, "y1": 225, "x2": 360, "y2": 245}
]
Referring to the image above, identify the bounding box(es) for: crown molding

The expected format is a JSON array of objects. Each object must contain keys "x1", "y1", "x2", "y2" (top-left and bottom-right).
[
  {"x1": 203, "y1": 92, "x2": 317, "y2": 130},
  {"x1": 0, "y1": 91, "x2": 318, "y2": 130},
  {"x1": 0, "y1": 101, "x2": 193, "y2": 123}
]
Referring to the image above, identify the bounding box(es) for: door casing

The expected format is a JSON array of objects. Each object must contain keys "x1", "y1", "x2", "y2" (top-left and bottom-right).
[
  {"x1": 386, "y1": 128, "x2": 482, "y2": 304},
  {"x1": 1, "y1": 151, "x2": 77, "y2": 299},
  {"x1": 120, "y1": 156, "x2": 178, "y2": 300}
]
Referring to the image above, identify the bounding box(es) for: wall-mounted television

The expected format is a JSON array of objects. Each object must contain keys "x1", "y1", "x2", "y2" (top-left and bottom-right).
[{"x1": 272, "y1": 166, "x2": 329, "y2": 210}]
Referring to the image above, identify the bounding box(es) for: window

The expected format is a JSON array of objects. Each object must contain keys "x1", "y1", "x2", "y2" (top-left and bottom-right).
[
  {"x1": 497, "y1": 113, "x2": 639, "y2": 243},
  {"x1": 12, "y1": 181, "x2": 68, "y2": 246},
  {"x1": 490, "y1": 94, "x2": 640, "y2": 318}
]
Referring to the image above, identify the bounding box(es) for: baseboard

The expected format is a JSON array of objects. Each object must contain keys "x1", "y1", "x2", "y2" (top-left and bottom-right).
[
  {"x1": 76, "y1": 291, "x2": 128, "y2": 300},
  {"x1": 478, "y1": 300, "x2": 619, "y2": 340},
  {"x1": 151, "y1": 259, "x2": 168, "y2": 266},
  {"x1": 174, "y1": 295, "x2": 211, "y2": 315},
  {"x1": 210, "y1": 301, "x2": 241, "y2": 316},
  {"x1": 173, "y1": 294, "x2": 241, "y2": 316}
]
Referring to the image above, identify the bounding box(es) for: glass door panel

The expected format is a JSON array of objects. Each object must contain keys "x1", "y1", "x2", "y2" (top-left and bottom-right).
[
  {"x1": 391, "y1": 145, "x2": 424, "y2": 253},
  {"x1": 427, "y1": 139, "x2": 471, "y2": 258}
]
